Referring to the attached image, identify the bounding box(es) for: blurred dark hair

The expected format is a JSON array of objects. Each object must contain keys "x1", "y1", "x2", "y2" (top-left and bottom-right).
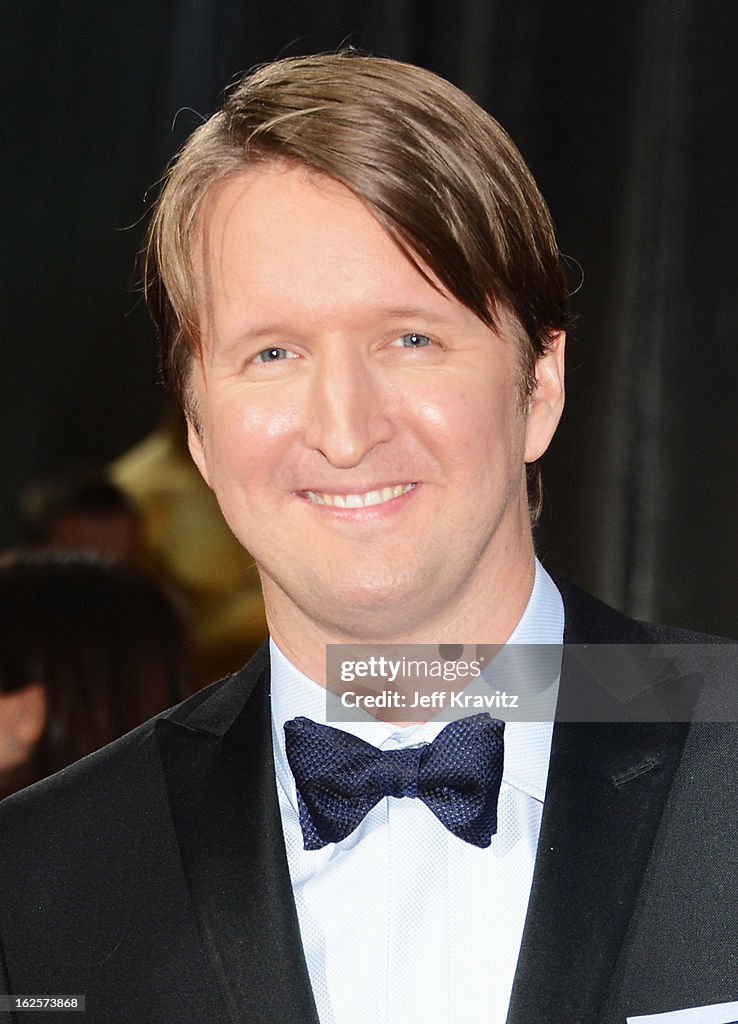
[
  {"x1": 20, "y1": 467, "x2": 138, "y2": 545},
  {"x1": 0, "y1": 550, "x2": 194, "y2": 785}
]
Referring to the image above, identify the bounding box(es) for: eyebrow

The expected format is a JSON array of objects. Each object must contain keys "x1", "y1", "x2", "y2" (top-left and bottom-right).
[
  {"x1": 378, "y1": 307, "x2": 455, "y2": 324},
  {"x1": 209, "y1": 303, "x2": 460, "y2": 358}
]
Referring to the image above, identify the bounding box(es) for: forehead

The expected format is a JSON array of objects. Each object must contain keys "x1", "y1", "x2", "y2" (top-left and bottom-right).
[{"x1": 195, "y1": 161, "x2": 438, "y2": 294}]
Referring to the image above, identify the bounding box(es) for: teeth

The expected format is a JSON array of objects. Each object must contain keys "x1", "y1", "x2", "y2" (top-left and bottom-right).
[{"x1": 305, "y1": 483, "x2": 415, "y2": 509}]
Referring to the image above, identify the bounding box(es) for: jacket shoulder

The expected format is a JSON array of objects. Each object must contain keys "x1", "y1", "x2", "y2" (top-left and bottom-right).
[{"x1": 552, "y1": 573, "x2": 735, "y2": 645}]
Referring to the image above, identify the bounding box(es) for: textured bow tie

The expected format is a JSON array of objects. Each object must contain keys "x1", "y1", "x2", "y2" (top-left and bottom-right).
[{"x1": 284, "y1": 713, "x2": 505, "y2": 850}]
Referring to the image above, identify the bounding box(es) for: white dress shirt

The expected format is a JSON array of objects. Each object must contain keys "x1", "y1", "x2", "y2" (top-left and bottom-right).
[{"x1": 271, "y1": 561, "x2": 564, "y2": 1024}]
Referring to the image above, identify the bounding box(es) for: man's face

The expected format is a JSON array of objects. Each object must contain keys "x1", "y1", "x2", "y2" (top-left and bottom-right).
[{"x1": 188, "y1": 165, "x2": 563, "y2": 645}]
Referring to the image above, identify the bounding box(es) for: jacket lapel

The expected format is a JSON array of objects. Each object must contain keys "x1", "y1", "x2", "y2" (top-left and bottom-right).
[
  {"x1": 507, "y1": 580, "x2": 689, "y2": 1023},
  {"x1": 157, "y1": 646, "x2": 319, "y2": 1024}
]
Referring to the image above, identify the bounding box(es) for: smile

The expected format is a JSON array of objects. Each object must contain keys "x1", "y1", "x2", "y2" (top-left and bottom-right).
[{"x1": 304, "y1": 483, "x2": 416, "y2": 508}]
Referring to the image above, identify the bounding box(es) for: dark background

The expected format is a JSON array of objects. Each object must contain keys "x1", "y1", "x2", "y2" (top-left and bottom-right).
[{"x1": 3, "y1": 0, "x2": 737, "y2": 636}]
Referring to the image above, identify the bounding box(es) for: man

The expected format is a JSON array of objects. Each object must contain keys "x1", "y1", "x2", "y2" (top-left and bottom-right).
[{"x1": 1, "y1": 52, "x2": 736, "y2": 1024}]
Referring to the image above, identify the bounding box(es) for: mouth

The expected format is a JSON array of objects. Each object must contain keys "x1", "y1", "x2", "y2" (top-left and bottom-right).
[{"x1": 303, "y1": 483, "x2": 417, "y2": 509}]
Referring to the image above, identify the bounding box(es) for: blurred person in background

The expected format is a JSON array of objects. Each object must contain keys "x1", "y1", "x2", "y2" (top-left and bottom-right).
[
  {"x1": 20, "y1": 467, "x2": 143, "y2": 566},
  {"x1": 20, "y1": 459, "x2": 266, "y2": 684},
  {"x1": 0, "y1": 550, "x2": 194, "y2": 800}
]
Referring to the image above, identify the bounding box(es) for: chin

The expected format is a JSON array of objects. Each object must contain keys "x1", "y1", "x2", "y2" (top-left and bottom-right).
[{"x1": 316, "y1": 573, "x2": 436, "y2": 641}]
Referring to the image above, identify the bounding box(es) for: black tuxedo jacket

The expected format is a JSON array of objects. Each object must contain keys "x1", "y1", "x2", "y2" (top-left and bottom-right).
[{"x1": 0, "y1": 580, "x2": 736, "y2": 1023}]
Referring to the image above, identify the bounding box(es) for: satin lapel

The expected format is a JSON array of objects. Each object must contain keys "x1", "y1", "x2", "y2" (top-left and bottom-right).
[
  {"x1": 157, "y1": 650, "x2": 319, "y2": 1024},
  {"x1": 507, "y1": 581, "x2": 689, "y2": 1024}
]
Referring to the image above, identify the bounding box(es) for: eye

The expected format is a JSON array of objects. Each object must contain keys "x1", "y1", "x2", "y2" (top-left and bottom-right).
[
  {"x1": 252, "y1": 347, "x2": 298, "y2": 363},
  {"x1": 390, "y1": 333, "x2": 433, "y2": 349}
]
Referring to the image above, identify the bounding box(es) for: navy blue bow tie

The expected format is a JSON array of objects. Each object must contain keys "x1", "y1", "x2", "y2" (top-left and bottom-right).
[{"x1": 284, "y1": 713, "x2": 504, "y2": 850}]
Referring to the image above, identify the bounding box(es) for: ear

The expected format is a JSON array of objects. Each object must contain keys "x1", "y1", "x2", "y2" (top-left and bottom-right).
[
  {"x1": 524, "y1": 331, "x2": 566, "y2": 463},
  {"x1": 186, "y1": 416, "x2": 213, "y2": 489}
]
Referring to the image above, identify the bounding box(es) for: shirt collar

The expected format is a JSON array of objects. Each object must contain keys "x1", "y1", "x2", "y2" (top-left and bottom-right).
[{"x1": 271, "y1": 560, "x2": 564, "y2": 811}]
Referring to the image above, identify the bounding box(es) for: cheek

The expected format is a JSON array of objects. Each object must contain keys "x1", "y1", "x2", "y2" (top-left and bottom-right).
[
  {"x1": 416, "y1": 385, "x2": 521, "y2": 477},
  {"x1": 202, "y1": 389, "x2": 301, "y2": 496}
]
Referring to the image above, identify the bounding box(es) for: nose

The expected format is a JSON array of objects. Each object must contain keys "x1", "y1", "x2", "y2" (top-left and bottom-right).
[{"x1": 303, "y1": 346, "x2": 395, "y2": 468}]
